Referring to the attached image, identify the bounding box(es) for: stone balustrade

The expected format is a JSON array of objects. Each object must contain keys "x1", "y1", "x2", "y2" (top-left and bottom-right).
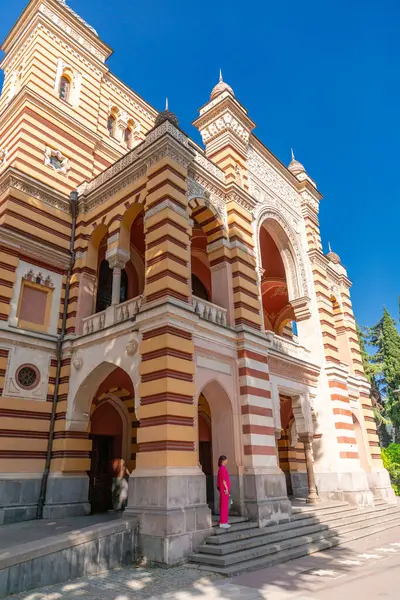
[
  {"x1": 193, "y1": 296, "x2": 227, "y2": 327},
  {"x1": 268, "y1": 332, "x2": 309, "y2": 360},
  {"x1": 81, "y1": 295, "x2": 142, "y2": 336}
]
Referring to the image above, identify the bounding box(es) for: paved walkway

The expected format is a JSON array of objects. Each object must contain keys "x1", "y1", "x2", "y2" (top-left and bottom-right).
[{"x1": 4, "y1": 525, "x2": 400, "y2": 600}]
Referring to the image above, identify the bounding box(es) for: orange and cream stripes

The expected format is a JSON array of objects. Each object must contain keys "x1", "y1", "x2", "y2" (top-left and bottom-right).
[
  {"x1": 327, "y1": 366, "x2": 359, "y2": 461},
  {"x1": 238, "y1": 347, "x2": 276, "y2": 466},
  {"x1": 228, "y1": 203, "x2": 262, "y2": 331}
]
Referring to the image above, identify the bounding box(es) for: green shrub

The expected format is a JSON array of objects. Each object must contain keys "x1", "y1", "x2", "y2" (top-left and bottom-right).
[{"x1": 381, "y1": 443, "x2": 400, "y2": 495}]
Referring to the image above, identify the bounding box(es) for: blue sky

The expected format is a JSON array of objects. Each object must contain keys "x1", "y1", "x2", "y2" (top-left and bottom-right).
[{"x1": 1, "y1": 0, "x2": 398, "y2": 328}]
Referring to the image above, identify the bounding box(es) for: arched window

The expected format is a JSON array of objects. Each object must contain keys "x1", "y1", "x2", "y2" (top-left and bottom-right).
[
  {"x1": 96, "y1": 260, "x2": 112, "y2": 312},
  {"x1": 59, "y1": 75, "x2": 71, "y2": 102},
  {"x1": 124, "y1": 127, "x2": 132, "y2": 148},
  {"x1": 107, "y1": 115, "x2": 116, "y2": 137},
  {"x1": 95, "y1": 261, "x2": 129, "y2": 312},
  {"x1": 120, "y1": 269, "x2": 128, "y2": 303},
  {"x1": 191, "y1": 274, "x2": 209, "y2": 301}
]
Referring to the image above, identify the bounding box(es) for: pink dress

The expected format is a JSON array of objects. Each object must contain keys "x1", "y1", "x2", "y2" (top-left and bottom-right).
[{"x1": 217, "y1": 465, "x2": 230, "y2": 524}]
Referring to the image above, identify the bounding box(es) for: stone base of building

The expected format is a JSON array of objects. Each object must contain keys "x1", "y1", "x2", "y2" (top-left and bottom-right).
[
  {"x1": 367, "y1": 469, "x2": 397, "y2": 504},
  {"x1": 0, "y1": 475, "x2": 41, "y2": 525},
  {"x1": 125, "y1": 468, "x2": 212, "y2": 566},
  {"x1": 290, "y1": 472, "x2": 309, "y2": 499},
  {"x1": 43, "y1": 474, "x2": 90, "y2": 519},
  {"x1": 243, "y1": 468, "x2": 292, "y2": 527},
  {"x1": 316, "y1": 470, "x2": 375, "y2": 506}
]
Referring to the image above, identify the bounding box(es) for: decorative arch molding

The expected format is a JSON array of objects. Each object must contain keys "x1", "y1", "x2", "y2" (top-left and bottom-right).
[
  {"x1": 254, "y1": 206, "x2": 311, "y2": 322},
  {"x1": 187, "y1": 177, "x2": 227, "y2": 235}
]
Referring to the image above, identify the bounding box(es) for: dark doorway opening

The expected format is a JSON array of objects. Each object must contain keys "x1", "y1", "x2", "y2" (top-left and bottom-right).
[
  {"x1": 198, "y1": 412, "x2": 214, "y2": 511},
  {"x1": 89, "y1": 401, "x2": 123, "y2": 513}
]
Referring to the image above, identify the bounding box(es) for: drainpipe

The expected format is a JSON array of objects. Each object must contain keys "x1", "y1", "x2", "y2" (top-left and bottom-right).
[{"x1": 37, "y1": 190, "x2": 78, "y2": 519}]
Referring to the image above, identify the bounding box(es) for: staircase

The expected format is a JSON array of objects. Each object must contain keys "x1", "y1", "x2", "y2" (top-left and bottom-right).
[{"x1": 189, "y1": 500, "x2": 400, "y2": 576}]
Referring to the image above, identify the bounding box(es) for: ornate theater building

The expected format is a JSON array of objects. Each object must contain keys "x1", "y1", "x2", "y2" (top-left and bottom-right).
[{"x1": 0, "y1": 0, "x2": 395, "y2": 565}]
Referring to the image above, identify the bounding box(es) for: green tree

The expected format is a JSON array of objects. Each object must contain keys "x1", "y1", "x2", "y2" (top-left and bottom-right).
[
  {"x1": 356, "y1": 322, "x2": 391, "y2": 446},
  {"x1": 369, "y1": 308, "x2": 400, "y2": 443}
]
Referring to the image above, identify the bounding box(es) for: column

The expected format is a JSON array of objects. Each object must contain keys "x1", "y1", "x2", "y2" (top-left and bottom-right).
[
  {"x1": 300, "y1": 434, "x2": 320, "y2": 504},
  {"x1": 106, "y1": 250, "x2": 129, "y2": 306},
  {"x1": 208, "y1": 239, "x2": 234, "y2": 326}
]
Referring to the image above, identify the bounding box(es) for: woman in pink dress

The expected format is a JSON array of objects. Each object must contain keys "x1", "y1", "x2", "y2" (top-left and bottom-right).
[{"x1": 217, "y1": 455, "x2": 231, "y2": 529}]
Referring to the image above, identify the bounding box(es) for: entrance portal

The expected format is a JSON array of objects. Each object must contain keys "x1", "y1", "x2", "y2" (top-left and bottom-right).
[
  {"x1": 89, "y1": 401, "x2": 123, "y2": 513},
  {"x1": 198, "y1": 395, "x2": 214, "y2": 510},
  {"x1": 278, "y1": 395, "x2": 307, "y2": 499}
]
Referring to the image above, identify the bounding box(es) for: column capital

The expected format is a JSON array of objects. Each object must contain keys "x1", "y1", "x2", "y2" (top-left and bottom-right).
[{"x1": 106, "y1": 248, "x2": 129, "y2": 270}]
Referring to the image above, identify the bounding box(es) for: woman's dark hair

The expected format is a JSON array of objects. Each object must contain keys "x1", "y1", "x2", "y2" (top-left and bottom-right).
[{"x1": 218, "y1": 455, "x2": 227, "y2": 467}]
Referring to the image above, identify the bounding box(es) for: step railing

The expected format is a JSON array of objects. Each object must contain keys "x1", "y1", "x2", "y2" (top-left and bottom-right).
[{"x1": 193, "y1": 296, "x2": 227, "y2": 327}]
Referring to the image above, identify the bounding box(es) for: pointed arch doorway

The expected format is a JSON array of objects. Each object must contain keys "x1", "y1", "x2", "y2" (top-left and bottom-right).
[{"x1": 198, "y1": 394, "x2": 214, "y2": 510}]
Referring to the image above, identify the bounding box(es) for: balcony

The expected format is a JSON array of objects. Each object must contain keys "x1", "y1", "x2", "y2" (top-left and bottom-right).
[
  {"x1": 82, "y1": 295, "x2": 142, "y2": 335},
  {"x1": 193, "y1": 296, "x2": 228, "y2": 327},
  {"x1": 267, "y1": 331, "x2": 310, "y2": 361}
]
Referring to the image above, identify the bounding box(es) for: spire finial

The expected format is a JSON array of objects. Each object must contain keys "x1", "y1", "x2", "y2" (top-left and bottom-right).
[
  {"x1": 291, "y1": 148, "x2": 295, "y2": 161},
  {"x1": 165, "y1": 97, "x2": 168, "y2": 111},
  {"x1": 328, "y1": 241, "x2": 332, "y2": 253},
  {"x1": 219, "y1": 68, "x2": 223, "y2": 82}
]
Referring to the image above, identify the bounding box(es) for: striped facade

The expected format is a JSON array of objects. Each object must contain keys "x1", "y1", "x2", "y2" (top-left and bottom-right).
[{"x1": 0, "y1": 0, "x2": 394, "y2": 563}]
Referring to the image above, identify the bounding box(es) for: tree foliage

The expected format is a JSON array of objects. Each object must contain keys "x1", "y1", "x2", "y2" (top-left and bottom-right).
[
  {"x1": 368, "y1": 308, "x2": 400, "y2": 443},
  {"x1": 382, "y1": 444, "x2": 400, "y2": 495}
]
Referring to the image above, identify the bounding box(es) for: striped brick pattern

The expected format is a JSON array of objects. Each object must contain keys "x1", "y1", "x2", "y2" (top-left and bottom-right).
[
  {"x1": 0, "y1": 245, "x2": 18, "y2": 322},
  {"x1": 189, "y1": 198, "x2": 226, "y2": 246},
  {"x1": 238, "y1": 348, "x2": 277, "y2": 468},
  {"x1": 329, "y1": 378, "x2": 359, "y2": 461},
  {"x1": 228, "y1": 203, "x2": 262, "y2": 331},
  {"x1": 359, "y1": 389, "x2": 382, "y2": 465},
  {"x1": 137, "y1": 325, "x2": 197, "y2": 470},
  {"x1": 144, "y1": 159, "x2": 191, "y2": 305}
]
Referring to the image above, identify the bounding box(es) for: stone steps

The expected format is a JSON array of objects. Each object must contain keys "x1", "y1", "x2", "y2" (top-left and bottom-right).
[{"x1": 189, "y1": 502, "x2": 400, "y2": 575}]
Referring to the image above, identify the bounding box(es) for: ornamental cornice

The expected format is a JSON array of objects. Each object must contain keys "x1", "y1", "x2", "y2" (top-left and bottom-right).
[
  {"x1": 78, "y1": 126, "x2": 194, "y2": 212},
  {"x1": 0, "y1": 226, "x2": 71, "y2": 271},
  {"x1": 308, "y1": 249, "x2": 352, "y2": 289},
  {"x1": 38, "y1": 3, "x2": 107, "y2": 62},
  {"x1": 0, "y1": 168, "x2": 70, "y2": 213},
  {"x1": 199, "y1": 108, "x2": 251, "y2": 145}
]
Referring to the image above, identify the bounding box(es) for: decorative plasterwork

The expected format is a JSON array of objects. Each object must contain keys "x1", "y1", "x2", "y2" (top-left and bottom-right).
[
  {"x1": 44, "y1": 146, "x2": 70, "y2": 175},
  {"x1": 247, "y1": 145, "x2": 301, "y2": 212},
  {"x1": 23, "y1": 269, "x2": 55, "y2": 288},
  {"x1": 300, "y1": 189, "x2": 319, "y2": 212},
  {"x1": 199, "y1": 109, "x2": 250, "y2": 145},
  {"x1": 145, "y1": 198, "x2": 188, "y2": 221},
  {"x1": 143, "y1": 119, "x2": 188, "y2": 148},
  {"x1": 0, "y1": 149, "x2": 8, "y2": 165},
  {"x1": 38, "y1": 3, "x2": 106, "y2": 62},
  {"x1": 193, "y1": 151, "x2": 225, "y2": 182},
  {"x1": 0, "y1": 171, "x2": 70, "y2": 213},
  {"x1": 187, "y1": 176, "x2": 227, "y2": 230},
  {"x1": 55, "y1": 0, "x2": 99, "y2": 37}
]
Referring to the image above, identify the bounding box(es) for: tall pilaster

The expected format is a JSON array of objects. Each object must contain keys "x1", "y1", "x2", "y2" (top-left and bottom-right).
[{"x1": 126, "y1": 113, "x2": 211, "y2": 565}]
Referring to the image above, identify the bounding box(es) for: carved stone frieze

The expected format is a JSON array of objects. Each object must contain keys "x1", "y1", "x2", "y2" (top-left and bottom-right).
[
  {"x1": 199, "y1": 110, "x2": 250, "y2": 145},
  {"x1": 0, "y1": 173, "x2": 70, "y2": 213},
  {"x1": 193, "y1": 151, "x2": 225, "y2": 182},
  {"x1": 247, "y1": 145, "x2": 301, "y2": 211},
  {"x1": 187, "y1": 176, "x2": 227, "y2": 229}
]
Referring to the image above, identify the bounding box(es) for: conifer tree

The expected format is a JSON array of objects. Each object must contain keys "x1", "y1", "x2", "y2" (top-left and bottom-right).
[
  {"x1": 356, "y1": 322, "x2": 391, "y2": 446},
  {"x1": 369, "y1": 308, "x2": 400, "y2": 443}
]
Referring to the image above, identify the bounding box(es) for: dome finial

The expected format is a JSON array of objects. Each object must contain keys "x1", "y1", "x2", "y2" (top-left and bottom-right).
[
  {"x1": 288, "y1": 148, "x2": 306, "y2": 176},
  {"x1": 154, "y1": 97, "x2": 179, "y2": 128},
  {"x1": 328, "y1": 241, "x2": 332, "y2": 253},
  {"x1": 165, "y1": 97, "x2": 169, "y2": 111},
  {"x1": 210, "y1": 70, "x2": 234, "y2": 100},
  {"x1": 291, "y1": 148, "x2": 295, "y2": 161}
]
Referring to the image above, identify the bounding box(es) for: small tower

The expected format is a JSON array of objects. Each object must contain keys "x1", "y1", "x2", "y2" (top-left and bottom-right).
[{"x1": 193, "y1": 71, "x2": 255, "y2": 187}]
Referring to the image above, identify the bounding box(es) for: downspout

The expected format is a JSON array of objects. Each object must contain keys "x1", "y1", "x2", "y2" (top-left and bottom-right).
[{"x1": 37, "y1": 190, "x2": 78, "y2": 519}]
